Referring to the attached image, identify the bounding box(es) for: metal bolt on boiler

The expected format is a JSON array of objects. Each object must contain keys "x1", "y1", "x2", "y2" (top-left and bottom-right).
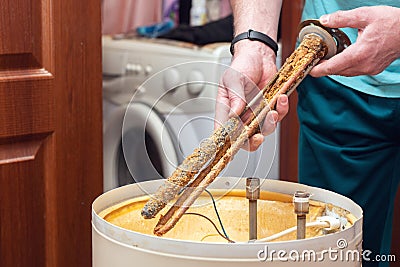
[
  {"x1": 293, "y1": 190, "x2": 310, "y2": 239},
  {"x1": 246, "y1": 178, "x2": 260, "y2": 241}
]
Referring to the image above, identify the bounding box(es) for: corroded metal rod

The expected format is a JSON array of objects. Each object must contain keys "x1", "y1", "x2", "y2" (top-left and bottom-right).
[{"x1": 152, "y1": 35, "x2": 328, "y2": 236}]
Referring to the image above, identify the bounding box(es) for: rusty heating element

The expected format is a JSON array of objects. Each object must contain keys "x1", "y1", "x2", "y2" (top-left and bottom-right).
[{"x1": 141, "y1": 21, "x2": 351, "y2": 237}]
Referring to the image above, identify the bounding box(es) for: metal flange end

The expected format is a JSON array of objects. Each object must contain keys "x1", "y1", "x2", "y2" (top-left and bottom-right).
[{"x1": 298, "y1": 19, "x2": 351, "y2": 59}]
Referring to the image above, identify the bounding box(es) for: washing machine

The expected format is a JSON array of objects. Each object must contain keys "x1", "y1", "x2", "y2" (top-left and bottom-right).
[{"x1": 102, "y1": 36, "x2": 279, "y2": 192}]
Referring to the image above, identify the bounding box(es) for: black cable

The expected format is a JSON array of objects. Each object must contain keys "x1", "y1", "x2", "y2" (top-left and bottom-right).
[
  {"x1": 177, "y1": 185, "x2": 233, "y2": 242},
  {"x1": 183, "y1": 212, "x2": 235, "y2": 243},
  {"x1": 204, "y1": 189, "x2": 231, "y2": 240}
]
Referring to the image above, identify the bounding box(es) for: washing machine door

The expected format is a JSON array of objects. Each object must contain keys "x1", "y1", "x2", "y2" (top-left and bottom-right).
[{"x1": 103, "y1": 101, "x2": 180, "y2": 191}]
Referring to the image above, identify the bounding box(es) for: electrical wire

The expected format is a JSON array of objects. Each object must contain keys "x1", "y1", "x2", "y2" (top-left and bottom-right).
[
  {"x1": 204, "y1": 189, "x2": 231, "y2": 239},
  {"x1": 179, "y1": 185, "x2": 341, "y2": 244},
  {"x1": 183, "y1": 212, "x2": 235, "y2": 243},
  {"x1": 200, "y1": 234, "x2": 219, "y2": 242},
  {"x1": 181, "y1": 187, "x2": 341, "y2": 244},
  {"x1": 255, "y1": 221, "x2": 330, "y2": 243},
  {"x1": 178, "y1": 184, "x2": 233, "y2": 242}
]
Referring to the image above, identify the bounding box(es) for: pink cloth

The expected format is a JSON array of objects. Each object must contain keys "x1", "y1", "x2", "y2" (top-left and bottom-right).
[
  {"x1": 219, "y1": 0, "x2": 232, "y2": 18},
  {"x1": 102, "y1": 0, "x2": 163, "y2": 35}
]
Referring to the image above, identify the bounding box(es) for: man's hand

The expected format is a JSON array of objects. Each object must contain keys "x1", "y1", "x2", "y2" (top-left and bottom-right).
[
  {"x1": 310, "y1": 6, "x2": 400, "y2": 77},
  {"x1": 215, "y1": 41, "x2": 289, "y2": 151}
]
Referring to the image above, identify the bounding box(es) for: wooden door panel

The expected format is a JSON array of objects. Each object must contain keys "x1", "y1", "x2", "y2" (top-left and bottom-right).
[
  {"x1": 0, "y1": 0, "x2": 54, "y2": 138},
  {"x1": 0, "y1": 0, "x2": 36, "y2": 55},
  {"x1": 0, "y1": 80, "x2": 53, "y2": 139},
  {"x1": 0, "y1": 137, "x2": 48, "y2": 267},
  {"x1": 0, "y1": 0, "x2": 102, "y2": 266},
  {"x1": 0, "y1": 3, "x2": 53, "y2": 265},
  {"x1": 0, "y1": 0, "x2": 52, "y2": 73}
]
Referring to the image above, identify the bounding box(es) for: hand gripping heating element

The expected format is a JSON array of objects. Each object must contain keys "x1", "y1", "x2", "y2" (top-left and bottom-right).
[{"x1": 141, "y1": 20, "x2": 351, "y2": 236}]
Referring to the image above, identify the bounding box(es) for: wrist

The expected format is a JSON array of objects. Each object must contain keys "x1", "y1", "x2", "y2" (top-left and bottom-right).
[
  {"x1": 233, "y1": 39, "x2": 277, "y2": 59},
  {"x1": 230, "y1": 29, "x2": 278, "y2": 56}
]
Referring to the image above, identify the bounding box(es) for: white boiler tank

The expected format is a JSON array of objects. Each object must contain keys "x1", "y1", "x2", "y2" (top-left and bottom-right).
[{"x1": 92, "y1": 177, "x2": 363, "y2": 266}]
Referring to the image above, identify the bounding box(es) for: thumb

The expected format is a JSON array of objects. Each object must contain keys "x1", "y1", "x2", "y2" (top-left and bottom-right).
[
  {"x1": 221, "y1": 68, "x2": 247, "y2": 117},
  {"x1": 227, "y1": 84, "x2": 246, "y2": 117},
  {"x1": 320, "y1": 8, "x2": 369, "y2": 29}
]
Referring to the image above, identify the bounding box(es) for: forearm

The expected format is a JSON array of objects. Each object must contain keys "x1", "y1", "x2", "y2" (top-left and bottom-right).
[
  {"x1": 216, "y1": 1, "x2": 287, "y2": 149},
  {"x1": 230, "y1": 0, "x2": 282, "y2": 57},
  {"x1": 230, "y1": 0, "x2": 282, "y2": 40}
]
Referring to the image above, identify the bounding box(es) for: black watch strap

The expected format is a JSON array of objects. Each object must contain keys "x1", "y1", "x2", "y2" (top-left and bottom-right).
[{"x1": 230, "y1": 29, "x2": 278, "y2": 56}]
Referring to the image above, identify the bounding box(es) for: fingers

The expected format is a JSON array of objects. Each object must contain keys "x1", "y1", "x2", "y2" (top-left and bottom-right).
[
  {"x1": 214, "y1": 69, "x2": 247, "y2": 129},
  {"x1": 214, "y1": 85, "x2": 233, "y2": 129},
  {"x1": 316, "y1": 6, "x2": 400, "y2": 77},
  {"x1": 261, "y1": 95, "x2": 288, "y2": 134},
  {"x1": 244, "y1": 95, "x2": 289, "y2": 151},
  {"x1": 244, "y1": 111, "x2": 278, "y2": 152},
  {"x1": 310, "y1": 44, "x2": 362, "y2": 77},
  {"x1": 310, "y1": 38, "x2": 388, "y2": 77},
  {"x1": 319, "y1": 8, "x2": 370, "y2": 29},
  {"x1": 222, "y1": 68, "x2": 247, "y2": 117},
  {"x1": 275, "y1": 94, "x2": 289, "y2": 121},
  {"x1": 261, "y1": 111, "x2": 279, "y2": 136},
  {"x1": 245, "y1": 134, "x2": 265, "y2": 152}
]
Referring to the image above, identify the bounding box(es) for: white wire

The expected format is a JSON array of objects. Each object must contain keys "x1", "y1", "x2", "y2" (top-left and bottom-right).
[{"x1": 255, "y1": 221, "x2": 329, "y2": 243}]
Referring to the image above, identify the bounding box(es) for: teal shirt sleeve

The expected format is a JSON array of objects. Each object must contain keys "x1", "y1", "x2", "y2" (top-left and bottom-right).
[{"x1": 302, "y1": 0, "x2": 400, "y2": 98}]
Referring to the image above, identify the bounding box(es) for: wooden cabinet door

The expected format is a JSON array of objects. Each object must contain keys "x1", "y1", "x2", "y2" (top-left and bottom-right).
[
  {"x1": 279, "y1": 0, "x2": 303, "y2": 182},
  {"x1": 0, "y1": 0, "x2": 103, "y2": 266}
]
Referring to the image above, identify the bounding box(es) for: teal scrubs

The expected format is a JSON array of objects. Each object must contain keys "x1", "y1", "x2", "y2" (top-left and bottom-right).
[
  {"x1": 297, "y1": 77, "x2": 400, "y2": 267},
  {"x1": 298, "y1": 2, "x2": 400, "y2": 266}
]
